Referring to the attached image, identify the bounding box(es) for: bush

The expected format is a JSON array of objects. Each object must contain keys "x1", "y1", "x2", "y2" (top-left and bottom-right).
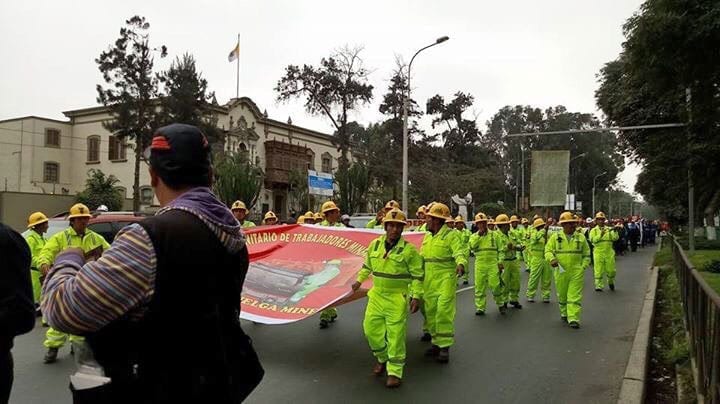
[
  {"x1": 703, "y1": 260, "x2": 720, "y2": 274},
  {"x1": 475, "y1": 202, "x2": 507, "y2": 219},
  {"x1": 76, "y1": 169, "x2": 124, "y2": 211}
]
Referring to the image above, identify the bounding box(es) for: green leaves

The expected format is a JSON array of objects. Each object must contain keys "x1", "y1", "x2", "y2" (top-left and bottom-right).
[
  {"x1": 213, "y1": 152, "x2": 264, "y2": 210},
  {"x1": 76, "y1": 169, "x2": 124, "y2": 211}
]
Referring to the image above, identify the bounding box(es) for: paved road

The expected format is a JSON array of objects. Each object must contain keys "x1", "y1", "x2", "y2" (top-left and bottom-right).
[{"x1": 9, "y1": 246, "x2": 655, "y2": 404}]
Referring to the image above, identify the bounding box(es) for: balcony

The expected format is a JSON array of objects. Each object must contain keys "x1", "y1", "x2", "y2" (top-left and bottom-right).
[{"x1": 264, "y1": 140, "x2": 313, "y2": 187}]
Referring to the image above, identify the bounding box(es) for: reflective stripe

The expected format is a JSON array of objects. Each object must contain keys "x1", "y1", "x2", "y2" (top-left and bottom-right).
[
  {"x1": 555, "y1": 251, "x2": 582, "y2": 255},
  {"x1": 371, "y1": 345, "x2": 387, "y2": 353},
  {"x1": 372, "y1": 272, "x2": 412, "y2": 280},
  {"x1": 411, "y1": 275, "x2": 425, "y2": 281},
  {"x1": 424, "y1": 257, "x2": 454, "y2": 263},
  {"x1": 476, "y1": 247, "x2": 496, "y2": 252},
  {"x1": 388, "y1": 358, "x2": 405, "y2": 365},
  {"x1": 434, "y1": 332, "x2": 454, "y2": 337},
  {"x1": 362, "y1": 264, "x2": 372, "y2": 271}
]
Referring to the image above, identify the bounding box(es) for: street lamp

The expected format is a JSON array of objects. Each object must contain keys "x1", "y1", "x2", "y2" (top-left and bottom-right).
[
  {"x1": 592, "y1": 171, "x2": 607, "y2": 215},
  {"x1": 402, "y1": 35, "x2": 449, "y2": 213}
]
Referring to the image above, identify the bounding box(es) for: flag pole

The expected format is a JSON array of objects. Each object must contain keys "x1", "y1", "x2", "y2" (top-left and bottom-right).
[{"x1": 236, "y1": 33, "x2": 240, "y2": 99}]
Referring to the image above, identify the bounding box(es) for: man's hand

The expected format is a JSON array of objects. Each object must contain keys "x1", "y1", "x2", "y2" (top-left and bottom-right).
[
  {"x1": 550, "y1": 259, "x2": 559, "y2": 268},
  {"x1": 497, "y1": 263, "x2": 504, "y2": 272},
  {"x1": 351, "y1": 281, "x2": 361, "y2": 292},
  {"x1": 409, "y1": 298, "x2": 420, "y2": 314},
  {"x1": 40, "y1": 263, "x2": 50, "y2": 276},
  {"x1": 456, "y1": 265, "x2": 465, "y2": 277}
]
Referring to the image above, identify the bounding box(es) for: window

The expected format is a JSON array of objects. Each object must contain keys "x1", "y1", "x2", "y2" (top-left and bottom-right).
[
  {"x1": 87, "y1": 136, "x2": 100, "y2": 162},
  {"x1": 45, "y1": 128, "x2": 60, "y2": 147},
  {"x1": 43, "y1": 162, "x2": 59, "y2": 183},
  {"x1": 140, "y1": 186, "x2": 154, "y2": 204},
  {"x1": 321, "y1": 153, "x2": 333, "y2": 173},
  {"x1": 108, "y1": 135, "x2": 126, "y2": 161},
  {"x1": 115, "y1": 186, "x2": 127, "y2": 198}
]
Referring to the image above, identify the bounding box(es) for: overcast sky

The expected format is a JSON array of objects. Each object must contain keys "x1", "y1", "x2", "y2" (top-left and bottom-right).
[{"x1": 0, "y1": 0, "x2": 643, "y2": 192}]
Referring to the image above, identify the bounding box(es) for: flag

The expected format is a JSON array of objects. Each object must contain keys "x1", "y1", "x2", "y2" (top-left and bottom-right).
[{"x1": 228, "y1": 42, "x2": 239, "y2": 62}]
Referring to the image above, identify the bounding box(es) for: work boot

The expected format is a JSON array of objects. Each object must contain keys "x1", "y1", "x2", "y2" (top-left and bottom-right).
[
  {"x1": 437, "y1": 348, "x2": 450, "y2": 364},
  {"x1": 420, "y1": 332, "x2": 432, "y2": 342},
  {"x1": 424, "y1": 345, "x2": 440, "y2": 357},
  {"x1": 475, "y1": 310, "x2": 485, "y2": 316},
  {"x1": 499, "y1": 305, "x2": 507, "y2": 315},
  {"x1": 330, "y1": 313, "x2": 338, "y2": 323},
  {"x1": 561, "y1": 316, "x2": 568, "y2": 323},
  {"x1": 372, "y1": 362, "x2": 386, "y2": 376},
  {"x1": 386, "y1": 375, "x2": 402, "y2": 388},
  {"x1": 595, "y1": 288, "x2": 603, "y2": 292},
  {"x1": 462, "y1": 280, "x2": 469, "y2": 285},
  {"x1": 609, "y1": 283, "x2": 615, "y2": 291},
  {"x1": 43, "y1": 348, "x2": 58, "y2": 364},
  {"x1": 510, "y1": 301, "x2": 522, "y2": 309},
  {"x1": 319, "y1": 319, "x2": 329, "y2": 329},
  {"x1": 569, "y1": 321, "x2": 580, "y2": 329},
  {"x1": 542, "y1": 298, "x2": 550, "y2": 303},
  {"x1": 527, "y1": 297, "x2": 535, "y2": 303}
]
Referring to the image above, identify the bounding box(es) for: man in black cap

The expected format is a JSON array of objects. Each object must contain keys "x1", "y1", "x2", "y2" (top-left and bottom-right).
[
  {"x1": 42, "y1": 124, "x2": 263, "y2": 403},
  {"x1": 0, "y1": 222, "x2": 35, "y2": 403}
]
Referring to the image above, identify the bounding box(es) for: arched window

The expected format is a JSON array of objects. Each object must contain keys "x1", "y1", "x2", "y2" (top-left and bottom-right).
[
  {"x1": 108, "y1": 135, "x2": 126, "y2": 161},
  {"x1": 239, "y1": 143, "x2": 247, "y2": 152},
  {"x1": 321, "y1": 152, "x2": 333, "y2": 173},
  {"x1": 87, "y1": 136, "x2": 100, "y2": 162}
]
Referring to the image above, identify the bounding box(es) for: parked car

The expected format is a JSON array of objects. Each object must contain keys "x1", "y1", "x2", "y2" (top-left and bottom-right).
[{"x1": 22, "y1": 211, "x2": 148, "y2": 244}]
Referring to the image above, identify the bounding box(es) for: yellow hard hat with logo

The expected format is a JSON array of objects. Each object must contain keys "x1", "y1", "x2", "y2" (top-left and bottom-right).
[
  {"x1": 264, "y1": 211, "x2": 277, "y2": 221},
  {"x1": 383, "y1": 208, "x2": 407, "y2": 225},
  {"x1": 385, "y1": 200, "x2": 400, "y2": 211},
  {"x1": 231, "y1": 200, "x2": 247, "y2": 211},
  {"x1": 454, "y1": 215, "x2": 464, "y2": 222},
  {"x1": 27, "y1": 212, "x2": 49, "y2": 228},
  {"x1": 314, "y1": 212, "x2": 323, "y2": 221},
  {"x1": 495, "y1": 214, "x2": 510, "y2": 224},
  {"x1": 474, "y1": 212, "x2": 488, "y2": 223},
  {"x1": 68, "y1": 203, "x2": 92, "y2": 219},
  {"x1": 417, "y1": 205, "x2": 426, "y2": 214},
  {"x1": 304, "y1": 211, "x2": 314, "y2": 218},
  {"x1": 533, "y1": 218, "x2": 546, "y2": 228},
  {"x1": 558, "y1": 211, "x2": 576, "y2": 224},
  {"x1": 321, "y1": 201, "x2": 340, "y2": 214},
  {"x1": 426, "y1": 202, "x2": 451, "y2": 221},
  {"x1": 510, "y1": 215, "x2": 519, "y2": 223},
  {"x1": 595, "y1": 211, "x2": 607, "y2": 220},
  {"x1": 521, "y1": 218, "x2": 529, "y2": 224}
]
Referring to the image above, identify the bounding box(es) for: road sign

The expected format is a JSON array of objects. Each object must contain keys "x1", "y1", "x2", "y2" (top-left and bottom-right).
[{"x1": 308, "y1": 170, "x2": 333, "y2": 197}]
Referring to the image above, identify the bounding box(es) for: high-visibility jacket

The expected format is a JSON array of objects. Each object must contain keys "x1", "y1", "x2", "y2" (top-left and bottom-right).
[
  {"x1": 25, "y1": 230, "x2": 47, "y2": 269},
  {"x1": 320, "y1": 220, "x2": 344, "y2": 227},
  {"x1": 468, "y1": 230, "x2": 498, "y2": 265},
  {"x1": 421, "y1": 226, "x2": 468, "y2": 271},
  {"x1": 495, "y1": 230, "x2": 518, "y2": 262},
  {"x1": 527, "y1": 227, "x2": 548, "y2": 258},
  {"x1": 240, "y1": 221, "x2": 256, "y2": 229},
  {"x1": 544, "y1": 231, "x2": 591, "y2": 270},
  {"x1": 37, "y1": 227, "x2": 110, "y2": 267},
  {"x1": 417, "y1": 223, "x2": 427, "y2": 232},
  {"x1": 457, "y1": 228, "x2": 471, "y2": 245},
  {"x1": 365, "y1": 219, "x2": 379, "y2": 229},
  {"x1": 357, "y1": 235, "x2": 424, "y2": 298},
  {"x1": 589, "y1": 225, "x2": 619, "y2": 254}
]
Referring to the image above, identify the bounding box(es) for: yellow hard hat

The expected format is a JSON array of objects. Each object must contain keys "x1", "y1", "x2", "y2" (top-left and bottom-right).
[
  {"x1": 474, "y1": 212, "x2": 488, "y2": 223},
  {"x1": 383, "y1": 208, "x2": 407, "y2": 225},
  {"x1": 425, "y1": 202, "x2": 436, "y2": 213},
  {"x1": 231, "y1": 200, "x2": 247, "y2": 211},
  {"x1": 314, "y1": 212, "x2": 323, "y2": 220},
  {"x1": 488, "y1": 218, "x2": 495, "y2": 224},
  {"x1": 426, "y1": 203, "x2": 451, "y2": 221},
  {"x1": 510, "y1": 215, "x2": 519, "y2": 223},
  {"x1": 454, "y1": 215, "x2": 464, "y2": 222},
  {"x1": 595, "y1": 211, "x2": 607, "y2": 220},
  {"x1": 297, "y1": 216, "x2": 306, "y2": 224},
  {"x1": 574, "y1": 214, "x2": 581, "y2": 223},
  {"x1": 532, "y1": 214, "x2": 541, "y2": 221},
  {"x1": 521, "y1": 218, "x2": 529, "y2": 224},
  {"x1": 68, "y1": 203, "x2": 92, "y2": 219},
  {"x1": 304, "y1": 211, "x2": 314, "y2": 218},
  {"x1": 27, "y1": 212, "x2": 49, "y2": 228},
  {"x1": 558, "y1": 211, "x2": 576, "y2": 224},
  {"x1": 417, "y1": 205, "x2": 426, "y2": 214},
  {"x1": 533, "y1": 218, "x2": 546, "y2": 228},
  {"x1": 264, "y1": 211, "x2": 277, "y2": 221},
  {"x1": 495, "y1": 214, "x2": 510, "y2": 224},
  {"x1": 321, "y1": 201, "x2": 340, "y2": 214},
  {"x1": 384, "y1": 200, "x2": 400, "y2": 211}
]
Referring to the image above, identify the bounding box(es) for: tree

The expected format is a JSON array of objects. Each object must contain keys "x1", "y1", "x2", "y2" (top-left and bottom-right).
[
  {"x1": 595, "y1": 0, "x2": 720, "y2": 229},
  {"x1": 275, "y1": 46, "x2": 373, "y2": 212},
  {"x1": 157, "y1": 53, "x2": 223, "y2": 152},
  {"x1": 96, "y1": 16, "x2": 167, "y2": 211},
  {"x1": 76, "y1": 169, "x2": 124, "y2": 211},
  {"x1": 213, "y1": 152, "x2": 264, "y2": 210},
  {"x1": 335, "y1": 161, "x2": 370, "y2": 214}
]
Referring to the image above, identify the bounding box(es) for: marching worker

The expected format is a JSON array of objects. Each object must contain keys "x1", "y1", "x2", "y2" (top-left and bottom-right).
[
  {"x1": 418, "y1": 203, "x2": 435, "y2": 232},
  {"x1": 521, "y1": 218, "x2": 531, "y2": 270},
  {"x1": 525, "y1": 218, "x2": 552, "y2": 303},
  {"x1": 469, "y1": 213, "x2": 505, "y2": 315},
  {"x1": 366, "y1": 209, "x2": 385, "y2": 229},
  {"x1": 495, "y1": 214, "x2": 523, "y2": 310},
  {"x1": 415, "y1": 205, "x2": 427, "y2": 231},
  {"x1": 25, "y1": 212, "x2": 49, "y2": 309},
  {"x1": 303, "y1": 211, "x2": 316, "y2": 225},
  {"x1": 352, "y1": 208, "x2": 423, "y2": 388},
  {"x1": 453, "y1": 216, "x2": 471, "y2": 285},
  {"x1": 545, "y1": 211, "x2": 591, "y2": 329},
  {"x1": 37, "y1": 203, "x2": 110, "y2": 363},
  {"x1": 314, "y1": 212, "x2": 324, "y2": 224},
  {"x1": 421, "y1": 203, "x2": 467, "y2": 363},
  {"x1": 488, "y1": 218, "x2": 496, "y2": 232},
  {"x1": 589, "y1": 211, "x2": 619, "y2": 291},
  {"x1": 318, "y1": 201, "x2": 343, "y2": 329},
  {"x1": 231, "y1": 201, "x2": 255, "y2": 228},
  {"x1": 263, "y1": 211, "x2": 278, "y2": 225}
]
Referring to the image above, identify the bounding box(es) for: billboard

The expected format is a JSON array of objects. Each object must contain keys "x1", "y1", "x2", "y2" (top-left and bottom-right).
[
  {"x1": 529, "y1": 150, "x2": 570, "y2": 207},
  {"x1": 308, "y1": 170, "x2": 333, "y2": 196}
]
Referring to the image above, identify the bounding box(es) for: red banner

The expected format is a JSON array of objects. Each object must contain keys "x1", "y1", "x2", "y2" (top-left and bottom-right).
[{"x1": 241, "y1": 224, "x2": 424, "y2": 324}]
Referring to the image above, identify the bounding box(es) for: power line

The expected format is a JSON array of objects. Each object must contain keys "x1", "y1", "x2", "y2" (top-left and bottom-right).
[{"x1": 505, "y1": 123, "x2": 686, "y2": 137}]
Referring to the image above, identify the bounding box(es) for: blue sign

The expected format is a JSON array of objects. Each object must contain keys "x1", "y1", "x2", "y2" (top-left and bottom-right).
[{"x1": 308, "y1": 170, "x2": 334, "y2": 196}]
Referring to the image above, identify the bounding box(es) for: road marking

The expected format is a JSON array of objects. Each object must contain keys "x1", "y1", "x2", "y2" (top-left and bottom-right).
[{"x1": 457, "y1": 285, "x2": 474, "y2": 294}]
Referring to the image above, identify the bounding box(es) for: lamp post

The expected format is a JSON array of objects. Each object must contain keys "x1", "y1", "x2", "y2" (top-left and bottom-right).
[
  {"x1": 402, "y1": 35, "x2": 449, "y2": 213},
  {"x1": 592, "y1": 171, "x2": 607, "y2": 215}
]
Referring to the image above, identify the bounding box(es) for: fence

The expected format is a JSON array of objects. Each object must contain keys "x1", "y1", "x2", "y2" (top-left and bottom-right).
[{"x1": 671, "y1": 236, "x2": 720, "y2": 403}]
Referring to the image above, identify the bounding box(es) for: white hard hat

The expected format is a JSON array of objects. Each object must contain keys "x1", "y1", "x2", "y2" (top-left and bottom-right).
[{"x1": 97, "y1": 204, "x2": 109, "y2": 212}]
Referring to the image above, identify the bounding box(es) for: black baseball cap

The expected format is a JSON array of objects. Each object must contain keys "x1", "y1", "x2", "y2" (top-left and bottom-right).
[{"x1": 146, "y1": 123, "x2": 211, "y2": 187}]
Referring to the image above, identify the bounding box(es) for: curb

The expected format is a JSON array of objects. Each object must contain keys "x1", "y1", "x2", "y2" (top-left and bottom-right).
[{"x1": 617, "y1": 265, "x2": 659, "y2": 404}]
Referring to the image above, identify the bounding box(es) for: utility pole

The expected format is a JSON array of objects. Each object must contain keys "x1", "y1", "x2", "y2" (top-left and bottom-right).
[{"x1": 686, "y1": 88, "x2": 695, "y2": 253}]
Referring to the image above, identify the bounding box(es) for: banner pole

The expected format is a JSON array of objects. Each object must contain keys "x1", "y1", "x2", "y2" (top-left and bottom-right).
[{"x1": 236, "y1": 33, "x2": 240, "y2": 99}]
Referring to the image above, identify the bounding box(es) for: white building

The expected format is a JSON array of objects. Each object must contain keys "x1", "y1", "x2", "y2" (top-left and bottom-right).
[{"x1": 0, "y1": 97, "x2": 346, "y2": 220}]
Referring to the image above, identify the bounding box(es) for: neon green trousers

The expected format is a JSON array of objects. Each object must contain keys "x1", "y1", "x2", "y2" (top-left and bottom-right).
[
  {"x1": 593, "y1": 251, "x2": 616, "y2": 289},
  {"x1": 362, "y1": 288, "x2": 408, "y2": 378},
  {"x1": 526, "y1": 255, "x2": 552, "y2": 300},
  {"x1": 474, "y1": 263, "x2": 504, "y2": 311},
  {"x1": 423, "y1": 270, "x2": 457, "y2": 348},
  {"x1": 553, "y1": 267, "x2": 585, "y2": 323},
  {"x1": 44, "y1": 327, "x2": 83, "y2": 349},
  {"x1": 502, "y1": 260, "x2": 521, "y2": 303},
  {"x1": 30, "y1": 269, "x2": 42, "y2": 304}
]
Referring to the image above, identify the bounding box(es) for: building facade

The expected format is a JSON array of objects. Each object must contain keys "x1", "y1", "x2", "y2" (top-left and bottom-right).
[{"x1": 0, "y1": 97, "x2": 345, "y2": 220}]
